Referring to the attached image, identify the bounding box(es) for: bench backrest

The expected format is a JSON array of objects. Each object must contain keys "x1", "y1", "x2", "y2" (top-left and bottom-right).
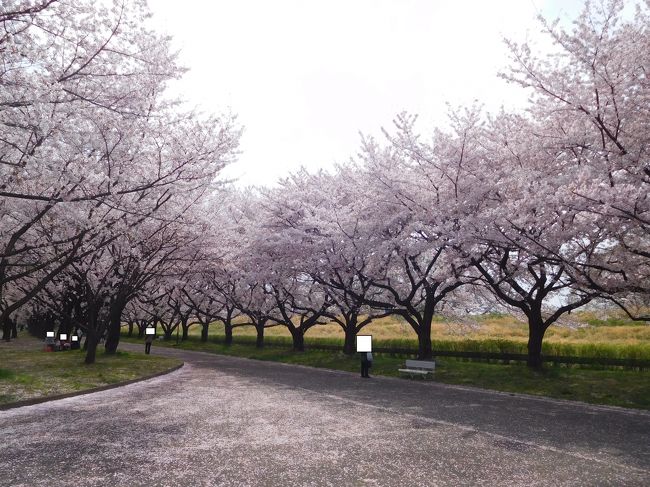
[{"x1": 405, "y1": 359, "x2": 436, "y2": 370}]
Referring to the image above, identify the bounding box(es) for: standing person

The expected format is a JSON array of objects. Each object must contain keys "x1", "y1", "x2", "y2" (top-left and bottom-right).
[
  {"x1": 145, "y1": 332, "x2": 154, "y2": 355},
  {"x1": 360, "y1": 351, "x2": 370, "y2": 378},
  {"x1": 366, "y1": 351, "x2": 373, "y2": 378},
  {"x1": 45, "y1": 333, "x2": 55, "y2": 352}
]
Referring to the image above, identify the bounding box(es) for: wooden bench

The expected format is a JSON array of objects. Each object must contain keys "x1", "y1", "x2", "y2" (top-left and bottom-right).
[{"x1": 399, "y1": 359, "x2": 435, "y2": 378}]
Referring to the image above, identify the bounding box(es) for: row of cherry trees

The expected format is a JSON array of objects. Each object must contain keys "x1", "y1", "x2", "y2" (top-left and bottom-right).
[
  {"x1": 3, "y1": 0, "x2": 647, "y2": 368},
  {"x1": 1, "y1": 0, "x2": 241, "y2": 363},
  {"x1": 163, "y1": 0, "x2": 646, "y2": 368},
  {"x1": 171, "y1": 0, "x2": 645, "y2": 366}
]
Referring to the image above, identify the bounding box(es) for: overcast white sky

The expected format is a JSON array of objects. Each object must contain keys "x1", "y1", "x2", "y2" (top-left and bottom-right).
[{"x1": 148, "y1": 0, "x2": 584, "y2": 186}]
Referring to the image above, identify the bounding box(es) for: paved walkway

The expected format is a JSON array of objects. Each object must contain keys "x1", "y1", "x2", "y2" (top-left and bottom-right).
[{"x1": 1, "y1": 344, "x2": 649, "y2": 486}]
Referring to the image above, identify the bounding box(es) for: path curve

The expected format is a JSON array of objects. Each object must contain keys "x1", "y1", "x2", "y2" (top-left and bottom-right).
[{"x1": 1, "y1": 343, "x2": 648, "y2": 486}]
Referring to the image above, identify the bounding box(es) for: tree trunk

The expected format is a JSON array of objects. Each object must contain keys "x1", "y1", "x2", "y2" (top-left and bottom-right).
[
  {"x1": 163, "y1": 326, "x2": 173, "y2": 340},
  {"x1": 105, "y1": 299, "x2": 126, "y2": 354},
  {"x1": 255, "y1": 322, "x2": 265, "y2": 348},
  {"x1": 527, "y1": 316, "x2": 546, "y2": 369},
  {"x1": 200, "y1": 322, "x2": 209, "y2": 342},
  {"x1": 417, "y1": 330, "x2": 433, "y2": 360},
  {"x1": 417, "y1": 294, "x2": 435, "y2": 360},
  {"x1": 224, "y1": 323, "x2": 233, "y2": 346},
  {"x1": 2, "y1": 316, "x2": 11, "y2": 342},
  {"x1": 57, "y1": 317, "x2": 71, "y2": 339},
  {"x1": 138, "y1": 320, "x2": 147, "y2": 339},
  {"x1": 343, "y1": 325, "x2": 356, "y2": 355},
  {"x1": 181, "y1": 320, "x2": 190, "y2": 341},
  {"x1": 127, "y1": 322, "x2": 134, "y2": 337},
  {"x1": 11, "y1": 319, "x2": 17, "y2": 339},
  {"x1": 85, "y1": 333, "x2": 99, "y2": 364},
  {"x1": 289, "y1": 326, "x2": 305, "y2": 352}
]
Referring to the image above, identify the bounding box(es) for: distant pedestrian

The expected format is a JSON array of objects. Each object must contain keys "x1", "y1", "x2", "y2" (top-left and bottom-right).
[
  {"x1": 360, "y1": 351, "x2": 373, "y2": 378},
  {"x1": 145, "y1": 333, "x2": 154, "y2": 355},
  {"x1": 44, "y1": 333, "x2": 55, "y2": 352}
]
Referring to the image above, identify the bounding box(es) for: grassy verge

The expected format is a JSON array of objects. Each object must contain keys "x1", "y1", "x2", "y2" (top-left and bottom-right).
[
  {"x1": 124, "y1": 335, "x2": 650, "y2": 410},
  {"x1": 0, "y1": 348, "x2": 182, "y2": 406}
]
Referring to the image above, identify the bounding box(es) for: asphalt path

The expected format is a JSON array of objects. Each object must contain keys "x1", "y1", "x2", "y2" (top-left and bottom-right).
[{"x1": 1, "y1": 343, "x2": 649, "y2": 486}]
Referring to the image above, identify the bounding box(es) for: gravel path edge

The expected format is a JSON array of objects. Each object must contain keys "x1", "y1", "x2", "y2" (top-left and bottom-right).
[{"x1": 0, "y1": 362, "x2": 184, "y2": 411}]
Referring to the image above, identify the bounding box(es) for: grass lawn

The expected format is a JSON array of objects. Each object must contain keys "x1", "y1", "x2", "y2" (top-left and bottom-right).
[
  {"x1": 124, "y1": 335, "x2": 650, "y2": 410},
  {"x1": 0, "y1": 344, "x2": 182, "y2": 406}
]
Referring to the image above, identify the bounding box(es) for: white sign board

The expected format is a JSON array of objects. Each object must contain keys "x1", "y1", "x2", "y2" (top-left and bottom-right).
[
  {"x1": 145, "y1": 327, "x2": 155, "y2": 335},
  {"x1": 46, "y1": 331, "x2": 54, "y2": 338},
  {"x1": 356, "y1": 335, "x2": 372, "y2": 352}
]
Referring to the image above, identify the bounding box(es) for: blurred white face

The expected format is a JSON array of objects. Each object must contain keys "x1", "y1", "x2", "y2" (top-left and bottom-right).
[
  {"x1": 357, "y1": 335, "x2": 372, "y2": 352},
  {"x1": 72, "y1": 336, "x2": 79, "y2": 342},
  {"x1": 60, "y1": 334, "x2": 67, "y2": 340},
  {"x1": 46, "y1": 331, "x2": 54, "y2": 338},
  {"x1": 146, "y1": 328, "x2": 156, "y2": 335}
]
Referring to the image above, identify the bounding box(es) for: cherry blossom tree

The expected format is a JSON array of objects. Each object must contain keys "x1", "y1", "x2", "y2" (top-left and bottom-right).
[
  {"x1": 0, "y1": 0, "x2": 240, "y2": 347},
  {"x1": 371, "y1": 105, "x2": 606, "y2": 367},
  {"x1": 199, "y1": 189, "x2": 278, "y2": 348},
  {"x1": 500, "y1": 0, "x2": 649, "y2": 320},
  {"x1": 342, "y1": 113, "x2": 486, "y2": 360},
  {"x1": 256, "y1": 168, "x2": 395, "y2": 353}
]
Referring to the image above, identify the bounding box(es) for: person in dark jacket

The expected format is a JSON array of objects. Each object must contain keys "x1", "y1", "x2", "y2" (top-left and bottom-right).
[
  {"x1": 360, "y1": 351, "x2": 372, "y2": 378},
  {"x1": 145, "y1": 333, "x2": 154, "y2": 354},
  {"x1": 44, "y1": 334, "x2": 55, "y2": 352}
]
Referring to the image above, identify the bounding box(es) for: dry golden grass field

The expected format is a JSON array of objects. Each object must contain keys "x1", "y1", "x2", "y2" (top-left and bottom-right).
[{"x1": 191, "y1": 311, "x2": 650, "y2": 348}]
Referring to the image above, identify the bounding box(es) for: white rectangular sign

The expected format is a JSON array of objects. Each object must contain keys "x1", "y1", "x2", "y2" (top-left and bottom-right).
[{"x1": 356, "y1": 335, "x2": 372, "y2": 352}]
